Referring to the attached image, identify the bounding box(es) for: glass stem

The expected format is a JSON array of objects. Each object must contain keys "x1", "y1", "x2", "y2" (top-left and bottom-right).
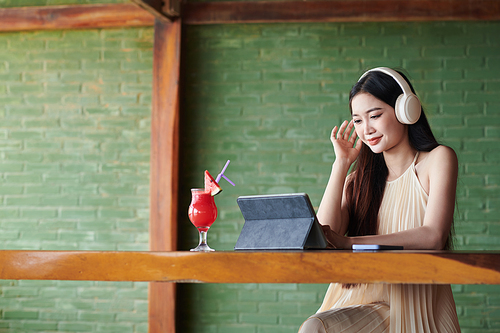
[{"x1": 199, "y1": 230, "x2": 208, "y2": 247}]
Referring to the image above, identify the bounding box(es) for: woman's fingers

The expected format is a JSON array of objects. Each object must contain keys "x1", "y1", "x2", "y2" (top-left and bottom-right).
[
  {"x1": 344, "y1": 120, "x2": 354, "y2": 140},
  {"x1": 337, "y1": 120, "x2": 348, "y2": 139},
  {"x1": 348, "y1": 125, "x2": 357, "y2": 144},
  {"x1": 330, "y1": 126, "x2": 338, "y2": 142},
  {"x1": 321, "y1": 225, "x2": 337, "y2": 249},
  {"x1": 332, "y1": 120, "x2": 356, "y2": 145}
]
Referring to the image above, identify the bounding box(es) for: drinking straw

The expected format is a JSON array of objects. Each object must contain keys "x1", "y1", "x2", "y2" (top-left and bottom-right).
[
  {"x1": 222, "y1": 174, "x2": 235, "y2": 186},
  {"x1": 216, "y1": 160, "x2": 235, "y2": 186}
]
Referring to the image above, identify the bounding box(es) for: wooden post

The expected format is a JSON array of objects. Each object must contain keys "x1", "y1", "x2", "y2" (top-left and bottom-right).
[{"x1": 149, "y1": 18, "x2": 181, "y2": 333}]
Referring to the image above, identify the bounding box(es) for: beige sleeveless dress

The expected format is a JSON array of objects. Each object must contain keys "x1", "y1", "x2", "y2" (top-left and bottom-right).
[{"x1": 300, "y1": 153, "x2": 461, "y2": 333}]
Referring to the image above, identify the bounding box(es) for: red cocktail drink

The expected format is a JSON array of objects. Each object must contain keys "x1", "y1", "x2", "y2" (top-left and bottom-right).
[{"x1": 188, "y1": 188, "x2": 217, "y2": 251}]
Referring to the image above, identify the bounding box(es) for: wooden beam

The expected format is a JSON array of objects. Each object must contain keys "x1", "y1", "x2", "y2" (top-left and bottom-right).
[
  {"x1": 163, "y1": 0, "x2": 181, "y2": 18},
  {"x1": 1, "y1": 0, "x2": 498, "y2": 32},
  {"x1": 1, "y1": 250, "x2": 500, "y2": 285},
  {"x1": 130, "y1": 0, "x2": 180, "y2": 22},
  {"x1": 182, "y1": 0, "x2": 500, "y2": 24},
  {"x1": 149, "y1": 18, "x2": 181, "y2": 333},
  {"x1": 0, "y1": 4, "x2": 154, "y2": 31}
]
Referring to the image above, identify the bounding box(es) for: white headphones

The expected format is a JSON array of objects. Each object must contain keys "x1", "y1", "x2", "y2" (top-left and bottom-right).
[{"x1": 358, "y1": 67, "x2": 421, "y2": 124}]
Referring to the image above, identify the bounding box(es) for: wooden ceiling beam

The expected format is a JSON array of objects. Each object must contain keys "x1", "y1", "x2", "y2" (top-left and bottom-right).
[
  {"x1": 131, "y1": 0, "x2": 180, "y2": 22},
  {"x1": 0, "y1": 3, "x2": 154, "y2": 32},
  {"x1": 0, "y1": 0, "x2": 498, "y2": 32},
  {"x1": 182, "y1": 0, "x2": 500, "y2": 24}
]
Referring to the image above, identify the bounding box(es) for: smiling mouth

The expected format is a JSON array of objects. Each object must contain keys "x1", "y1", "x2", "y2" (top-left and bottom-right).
[{"x1": 367, "y1": 136, "x2": 382, "y2": 145}]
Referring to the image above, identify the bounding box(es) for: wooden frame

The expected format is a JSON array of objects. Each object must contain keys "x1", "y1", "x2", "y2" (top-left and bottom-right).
[
  {"x1": 1, "y1": 0, "x2": 499, "y2": 32},
  {"x1": 1, "y1": 250, "x2": 500, "y2": 285},
  {"x1": 131, "y1": 0, "x2": 180, "y2": 21},
  {"x1": 0, "y1": 4, "x2": 154, "y2": 31},
  {"x1": 182, "y1": 0, "x2": 500, "y2": 24},
  {"x1": 1, "y1": 1, "x2": 499, "y2": 332},
  {"x1": 149, "y1": 18, "x2": 182, "y2": 333}
]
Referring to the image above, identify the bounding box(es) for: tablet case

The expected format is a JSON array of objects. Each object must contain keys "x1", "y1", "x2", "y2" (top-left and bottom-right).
[{"x1": 234, "y1": 193, "x2": 328, "y2": 250}]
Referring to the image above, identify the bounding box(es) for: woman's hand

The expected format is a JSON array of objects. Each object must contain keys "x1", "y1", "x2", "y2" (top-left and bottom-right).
[
  {"x1": 331, "y1": 120, "x2": 362, "y2": 166},
  {"x1": 321, "y1": 225, "x2": 351, "y2": 249}
]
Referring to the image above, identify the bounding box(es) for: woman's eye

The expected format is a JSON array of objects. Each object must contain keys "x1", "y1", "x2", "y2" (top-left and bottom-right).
[
  {"x1": 353, "y1": 119, "x2": 361, "y2": 125},
  {"x1": 370, "y1": 114, "x2": 381, "y2": 120}
]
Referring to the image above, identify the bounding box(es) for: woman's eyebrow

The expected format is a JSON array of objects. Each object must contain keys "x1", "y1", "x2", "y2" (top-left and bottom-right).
[{"x1": 352, "y1": 107, "x2": 383, "y2": 117}]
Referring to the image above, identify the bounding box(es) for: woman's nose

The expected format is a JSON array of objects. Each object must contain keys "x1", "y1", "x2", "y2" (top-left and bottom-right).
[{"x1": 364, "y1": 123, "x2": 375, "y2": 135}]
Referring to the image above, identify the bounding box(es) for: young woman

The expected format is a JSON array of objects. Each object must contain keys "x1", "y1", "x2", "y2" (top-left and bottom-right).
[{"x1": 299, "y1": 68, "x2": 461, "y2": 333}]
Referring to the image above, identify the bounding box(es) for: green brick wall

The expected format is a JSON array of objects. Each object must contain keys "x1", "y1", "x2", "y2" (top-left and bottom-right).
[
  {"x1": 178, "y1": 21, "x2": 500, "y2": 333},
  {"x1": 0, "y1": 27, "x2": 153, "y2": 332},
  {"x1": 0, "y1": 5, "x2": 499, "y2": 333}
]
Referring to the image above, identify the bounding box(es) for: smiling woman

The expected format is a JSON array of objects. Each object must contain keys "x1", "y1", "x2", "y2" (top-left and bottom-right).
[{"x1": 299, "y1": 67, "x2": 460, "y2": 333}]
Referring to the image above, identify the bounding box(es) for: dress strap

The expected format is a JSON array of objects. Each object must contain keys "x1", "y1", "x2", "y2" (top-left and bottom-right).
[{"x1": 412, "y1": 151, "x2": 420, "y2": 165}]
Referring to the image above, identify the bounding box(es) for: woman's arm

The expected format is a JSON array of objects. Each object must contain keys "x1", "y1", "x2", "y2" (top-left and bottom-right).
[
  {"x1": 323, "y1": 146, "x2": 458, "y2": 250},
  {"x1": 317, "y1": 120, "x2": 362, "y2": 236},
  {"x1": 317, "y1": 159, "x2": 351, "y2": 235}
]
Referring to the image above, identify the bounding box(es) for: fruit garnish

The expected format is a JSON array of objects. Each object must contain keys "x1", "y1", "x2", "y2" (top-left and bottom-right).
[{"x1": 204, "y1": 170, "x2": 222, "y2": 196}]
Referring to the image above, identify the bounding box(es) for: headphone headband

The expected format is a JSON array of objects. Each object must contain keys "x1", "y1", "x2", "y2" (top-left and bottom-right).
[{"x1": 358, "y1": 67, "x2": 412, "y2": 95}]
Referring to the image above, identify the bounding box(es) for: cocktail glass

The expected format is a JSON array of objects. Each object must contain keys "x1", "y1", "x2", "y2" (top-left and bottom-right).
[{"x1": 188, "y1": 188, "x2": 217, "y2": 251}]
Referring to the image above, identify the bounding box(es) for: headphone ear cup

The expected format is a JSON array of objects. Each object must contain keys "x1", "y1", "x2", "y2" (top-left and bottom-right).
[{"x1": 395, "y1": 93, "x2": 421, "y2": 125}]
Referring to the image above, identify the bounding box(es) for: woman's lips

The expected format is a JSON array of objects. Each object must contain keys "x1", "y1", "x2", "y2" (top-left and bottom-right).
[{"x1": 367, "y1": 136, "x2": 382, "y2": 146}]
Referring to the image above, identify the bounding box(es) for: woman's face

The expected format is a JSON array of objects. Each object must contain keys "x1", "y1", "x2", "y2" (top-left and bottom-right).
[{"x1": 351, "y1": 92, "x2": 407, "y2": 154}]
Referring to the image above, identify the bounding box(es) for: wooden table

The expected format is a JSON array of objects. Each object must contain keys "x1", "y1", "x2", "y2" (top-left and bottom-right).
[{"x1": 1, "y1": 250, "x2": 499, "y2": 284}]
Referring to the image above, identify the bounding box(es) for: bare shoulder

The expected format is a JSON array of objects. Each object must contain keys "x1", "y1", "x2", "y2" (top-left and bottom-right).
[
  {"x1": 415, "y1": 146, "x2": 458, "y2": 193},
  {"x1": 425, "y1": 145, "x2": 458, "y2": 180},
  {"x1": 427, "y1": 145, "x2": 458, "y2": 168}
]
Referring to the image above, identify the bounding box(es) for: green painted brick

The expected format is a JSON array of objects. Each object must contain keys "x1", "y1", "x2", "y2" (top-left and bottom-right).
[
  {"x1": 99, "y1": 184, "x2": 135, "y2": 195},
  {"x1": 224, "y1": 71, "x2": 261, "y2": 82},
  {"x1": 487, "y1": 175, "x2": 500, "y2": 186},
  {"x1": 466, "y1": 68, "x2": 500, "y2": 80},
  {"x1": 263, "y1": 71, "x2": 303, "y2": 81},
  {"x1": 239, "y1": 290, "x2": 278, "y2": 302},
  {"x1": 5, "y1": 174, "x2": 43, "y2": 183},
  {"x1": 21, "y1": 322, "x2": 58, "y2": 330},
  {"x1": 0, "y1": 185, "x2": 23, "y2": 195},
  {"x1": 263, "y1": 92, "x2": 301, "y2": 104},
  {"x1": 2, "y1": 310, "x2": 39, "y2": 320},
  {"x1": 95, "y1": 323, "x2": 135, "y2": 333},
  {"x1": 0, "y1": 231, "x2": 20, "y2": 240},
  {"x1": 258, "y1": 325, "x2": 301, "y2": 333},
  {"x1": 242, "y1": 60, "x2": 281, "y2": 71},
  {"x1": 9, "y1": 130, "x2": 44, "y2": 140},
  {"x1": 60, "y1": 208, "x2": 97, "y2": 219},
  {"x1": 445, "y1": 127, "x2": 484, "y2": 139},
  {"x1": 244, "y1": 126, "x2": 283, "y2": 138},
  {"x1": 21, "y1": 231, "x2": 57, "y2": 241},
  {"x1": 98, "y1": 208, "x2": 135, "y2": 218},
  {"x1": 2, "y1": 287, "x2": 39, "y2": 298},
  {"x1": 218, "y1": 325, "x2": 256, "y2": 333},
  {"x1": 39, "y1": 310, "x2": 78, "y2": 321},
  {"x1": 123, "y1": 60, "x2": 152, "y2": 71},
  {"x1": 78, "y1": 312, "x2": 115, "y2": 322},
  {"x1": 244, "y1": 38, "x2": 281, "y2": 49},
  {"x1": 0, "y1": 162, "x2": 24, "y2": 172},
  {"x1": 240, "y1": 313, "x2": 278, "y2": 325},
  {"x1": 58, "y1": 322, "x2": 95, "y2": 332}
]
